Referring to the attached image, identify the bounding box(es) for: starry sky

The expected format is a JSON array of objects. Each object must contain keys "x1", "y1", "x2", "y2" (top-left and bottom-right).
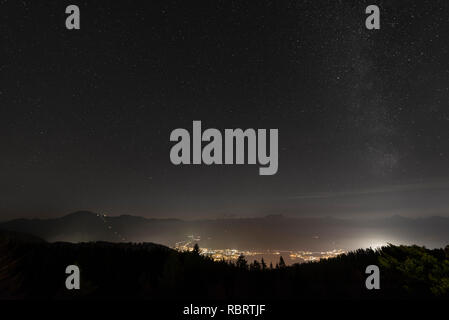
[{"x1": 1, "y1": 0, "x2": 449, "y2": 220}]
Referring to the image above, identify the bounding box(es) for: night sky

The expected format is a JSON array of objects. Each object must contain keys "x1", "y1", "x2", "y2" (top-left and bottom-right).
[{"x1": 1, "y1": 0, "x2": 449, "y2": 220}]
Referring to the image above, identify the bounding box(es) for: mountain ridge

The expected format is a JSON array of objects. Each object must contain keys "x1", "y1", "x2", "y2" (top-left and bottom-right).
[{"x1": 2, "y1": 211, "x2": 449, "y2": 251}]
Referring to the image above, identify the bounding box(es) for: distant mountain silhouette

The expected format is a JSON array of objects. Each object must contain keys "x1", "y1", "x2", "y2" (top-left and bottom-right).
[
  {"x1": 2, "y1": 211, "x2": 449, "y2": 250},
  {"x1": 0, "y1": 229, "x2": 45, "y2": 244}
]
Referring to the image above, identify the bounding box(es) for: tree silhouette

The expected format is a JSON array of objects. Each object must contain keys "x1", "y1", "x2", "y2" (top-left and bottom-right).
[
  {"x1": 193, "y1": 243, "x2": 200, "y2": 255},
  {"x1": 278, "y1": 256, "x2": 286, "y2": 268},
  {"x1": 261, "y1": 258, "x2": 267, "y2": 270},
  {"x1": 236, "y1": 255, "x2": 248, "y2": 270},
  {"x1": 250, "y1": 260, "x2": 261, "y2": 271}
]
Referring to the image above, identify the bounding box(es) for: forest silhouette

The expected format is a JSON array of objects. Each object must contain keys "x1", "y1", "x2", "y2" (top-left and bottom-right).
[{"x1": 1, "y1": 230, "x2": 449, "y2": 299}]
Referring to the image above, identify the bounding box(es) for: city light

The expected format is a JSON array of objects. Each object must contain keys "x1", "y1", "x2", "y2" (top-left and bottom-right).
[{"x1": 173, "y1": 235, "x2": 346, "y2": 264}]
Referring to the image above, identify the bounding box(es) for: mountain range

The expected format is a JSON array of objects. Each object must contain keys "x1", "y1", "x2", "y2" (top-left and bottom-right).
[{"x1": 1, "y1": 211, "x2": 449, "y2": 250}]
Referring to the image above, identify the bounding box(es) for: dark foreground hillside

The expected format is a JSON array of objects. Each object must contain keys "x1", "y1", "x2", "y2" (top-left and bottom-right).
[{"x1": 1, "y1": 230, "x2": 449, "y2": 300}]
